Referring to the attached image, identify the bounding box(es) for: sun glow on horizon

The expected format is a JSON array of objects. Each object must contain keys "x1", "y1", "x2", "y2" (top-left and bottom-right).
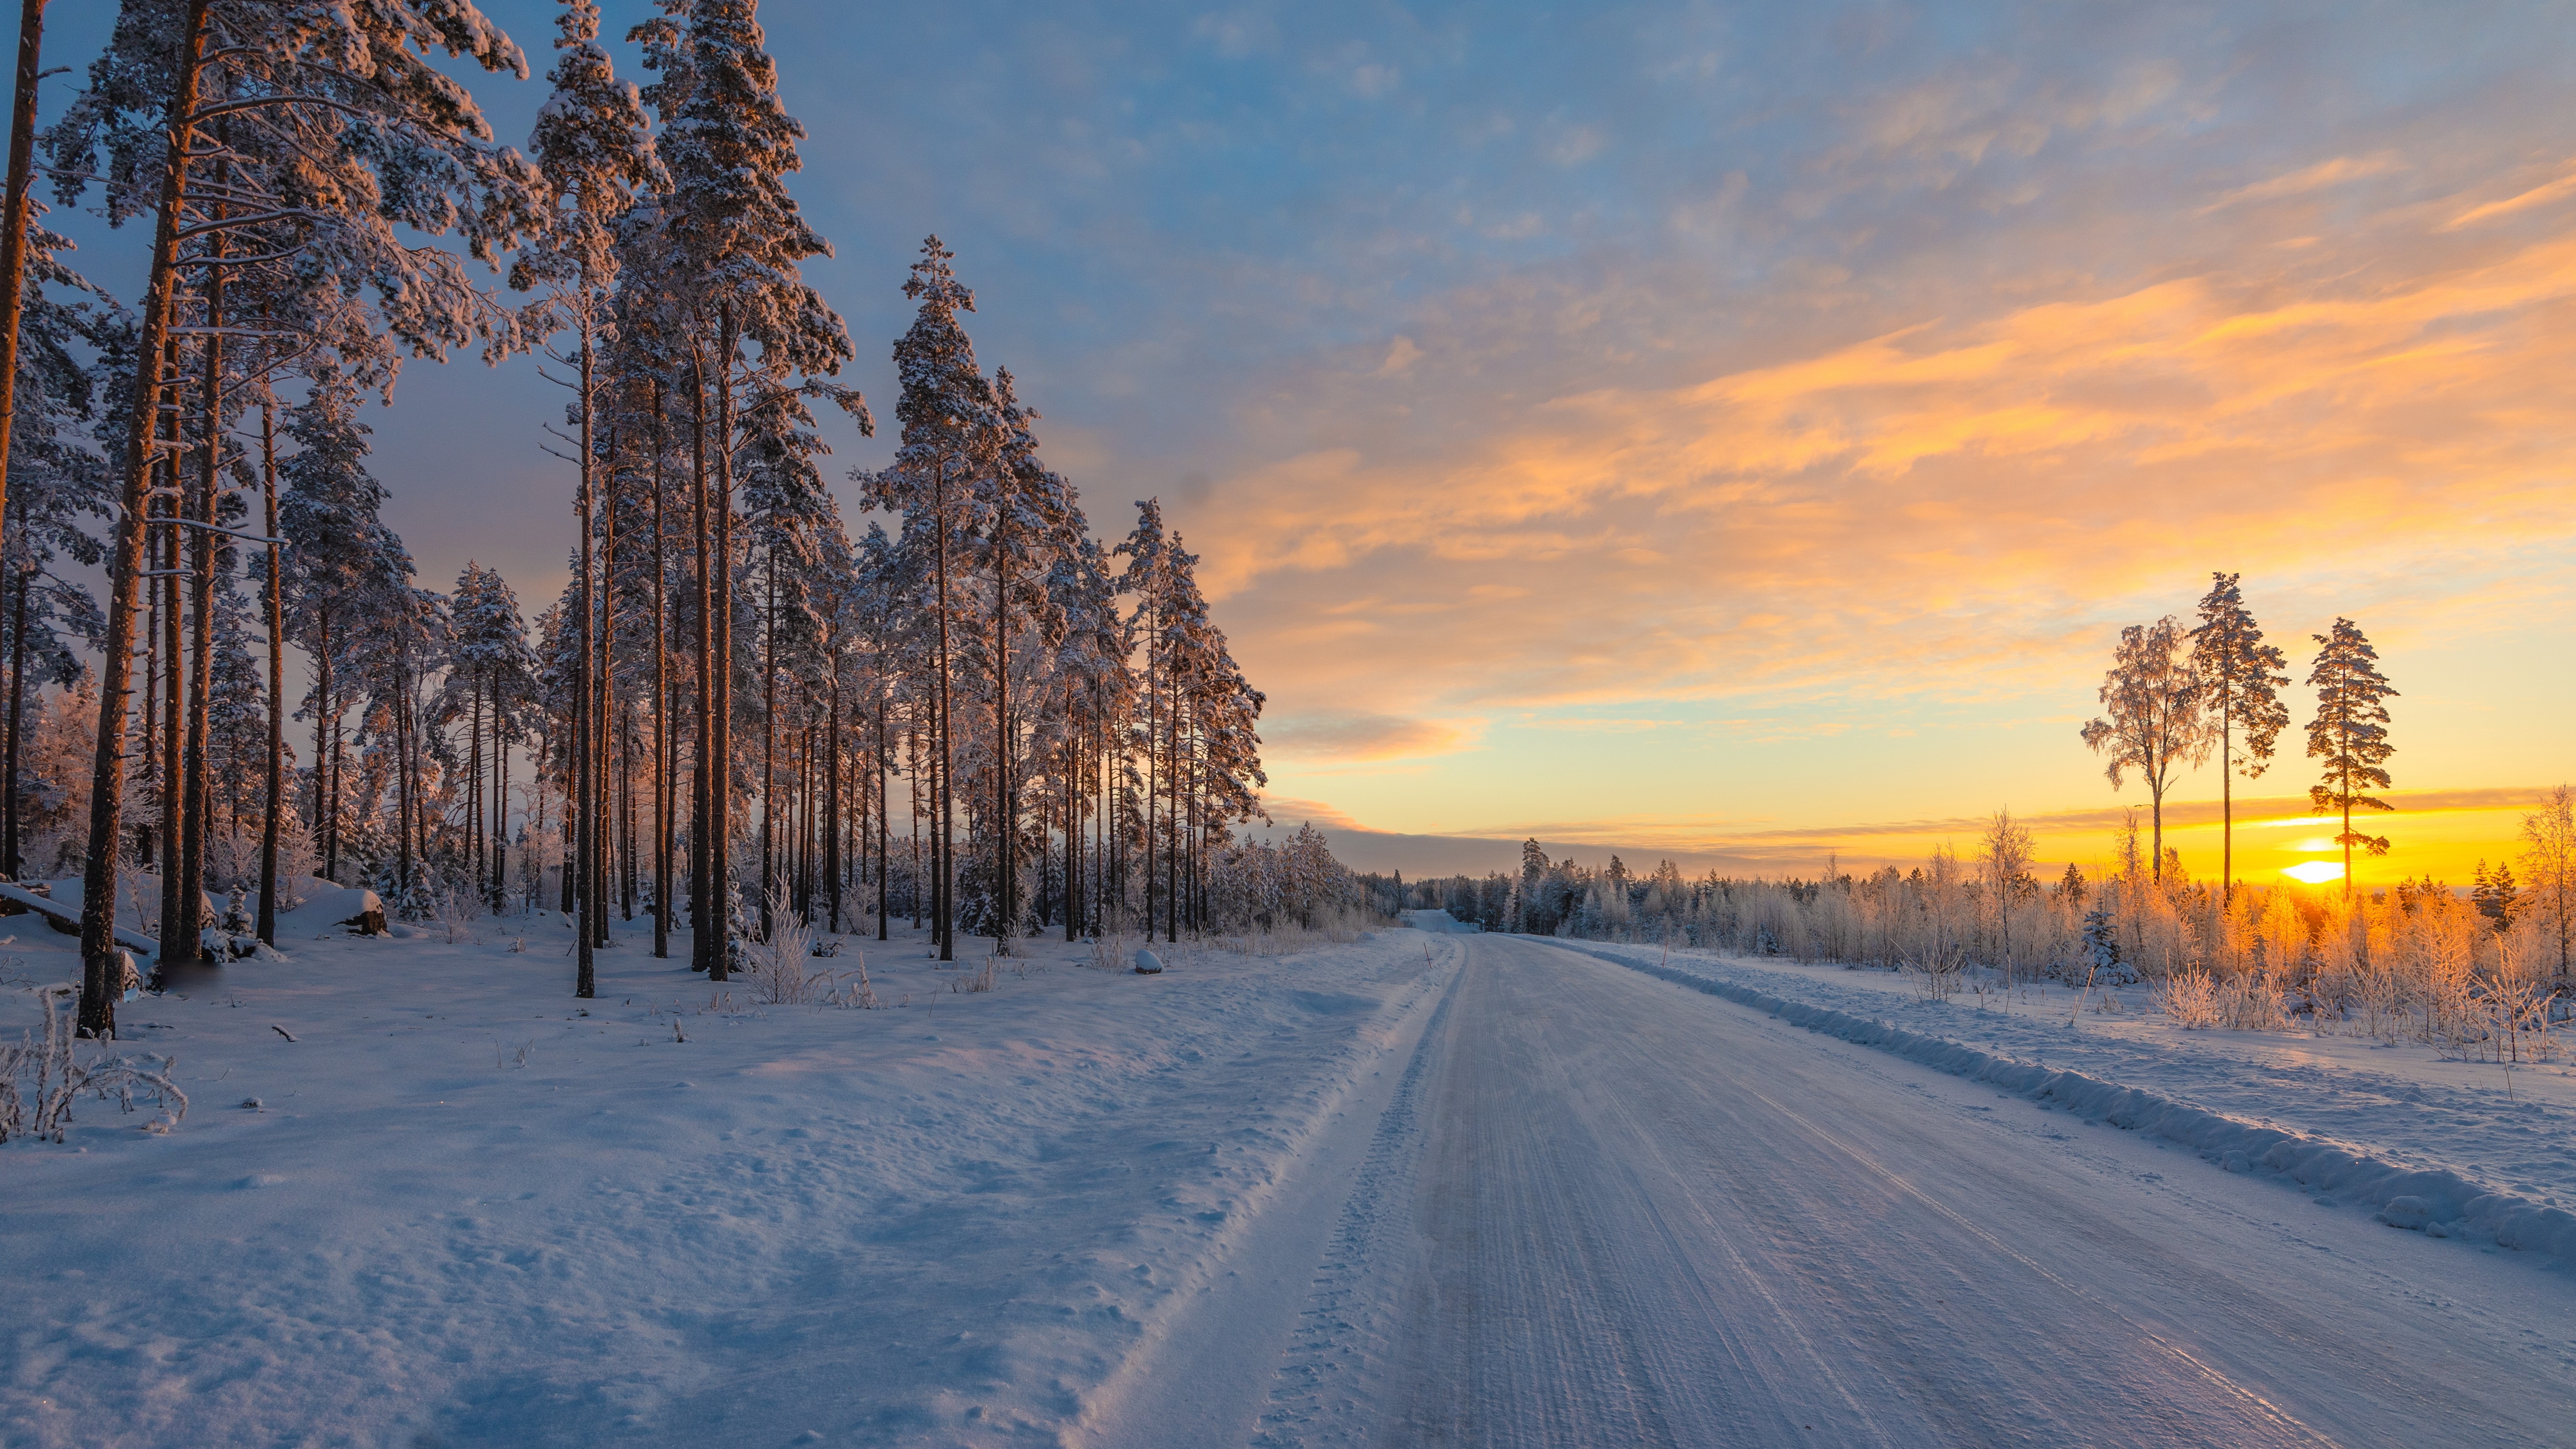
[{"x1": 2281, "y1": 861, "x2": 2348, "y2": 885}]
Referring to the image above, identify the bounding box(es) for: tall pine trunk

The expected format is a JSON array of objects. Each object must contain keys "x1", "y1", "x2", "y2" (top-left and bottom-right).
[
  {"x1": 760, "y1": 543, "x2": 775, "y2": 937},
  {"x1": 689, "y1": 346, "x2": 711, "y2": 972},
  {"x1": 78, "y1": 0, "x2": 210, "y2": 1035},
  {"x1": 651, "y1": 381, "x2": 670, "y2": 957},
  {"x1": 993, "y1": 531, "x2": 1012, "y2": 949},
  {"x1": 709, "y1": 307, "x2": 737, "y2": 981},
  {"x1": 594, "y1": 422, "x2": 615, "y2": 948},
  {"x1": 314, "y1": 612, "x2": 332, "y2": 881},
  {"x1": 0, "y1": 0, "x2": 48, "y2": 555},
  {"x1": 176, "y1": 245, "x2": 224, "y2": 967},
  {"x1": 826, "y1": 665, "x2": 841, "y2": 933},
  {"x1": 4, "y1": 536, "x2": 27, "y2": 879},
  {"x1": 573, "y1": 340, "x2": 595, "y2": 998},
  {"x1": 155, "y1": 336, "x2": 186, "y2": 972},
  {"x1": 875, "y1": 688, "x2": 889, "y2": 940}
]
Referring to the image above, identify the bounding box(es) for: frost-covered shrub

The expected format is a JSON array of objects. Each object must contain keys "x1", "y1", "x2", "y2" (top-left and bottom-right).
[
  {"x1": 2157, "y1": 969, "x2": 2222, "y2": 1029},
  {"x1": 742, "y1": 892, "x2": 857, "y2": 1005},
  {"x1": 0, "y1": 985, "x2": 188, "y2": 1144}
]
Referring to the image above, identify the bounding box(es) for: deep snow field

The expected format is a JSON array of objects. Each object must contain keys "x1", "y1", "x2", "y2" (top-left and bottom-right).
[
  {"x1": 4, "y1": 909, "x2": 2573, "y2": 1446},
  {"x1": 0, "y1": 908, "x2": 1457, "y2": 1447}
]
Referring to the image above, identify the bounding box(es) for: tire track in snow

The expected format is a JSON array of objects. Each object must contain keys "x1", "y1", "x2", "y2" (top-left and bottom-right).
[
  {"x1": 1246, "y1": 954, "x2": 1465, "y2": 1447},
  {"x1": 1736, "y1": 1083, "x2": 2343, "y2": 1448}
]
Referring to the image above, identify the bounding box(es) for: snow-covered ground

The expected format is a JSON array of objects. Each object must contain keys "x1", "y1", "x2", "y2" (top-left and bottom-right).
[
  {"x1": 5, "y1": 918, "x2": 2572, "y2": 1446},
  {"x1": 0, "y1": 912, "x2": 1456, "y2": 1447}
]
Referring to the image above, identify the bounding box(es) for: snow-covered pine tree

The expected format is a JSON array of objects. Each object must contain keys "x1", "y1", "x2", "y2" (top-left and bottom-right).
[
  {"x1": 853, "y1": 521, "x2": 902, "y2": 941},
  {"x1": 959, "y1": 366, "x2": 1090, "y2": 947},
  {"x1": 48, "y1": 0, "x2": 544, "y2": 1034},
  {"x1": 1, "y1": 219, "x2": 115, "y2": 881},
  {"x1": 0, "y1": 0, "x2": 61, "y2": 557},
  {"x1": 442, "y1": 565, "x2": 537, "y2": 914},
  {"x1": 1044, "y1": 531, "x2": 1125, "y2": 941},
  {"x1": 860, "y1": 237, "x2": 990, "y2": 962},
  {"x1": 1114, "y1": 498, "x2": 1177, "y2": 938},
  {"x1": 2304, "y1": 617, "x2": 2396, "y2": 898},
  {"x1": 519, "y1": 0, "x2": 664, "y2": 998},
  {"x1": 2471, "y1": 858, "x2": 2519, "y2": 929},
  {"x1": 277, "y1": 371, "x2": 412, "y2": 891},
  {"x1": 632, "y1": 0, "x2": 863, "y2": 979},
  {"x1": 1159, "y1": 534, "x2": 1264, "y2": 936},
  {"x1": 202, "y1": 576, "x2": 275, "y2": 850},
  {"x1": 2188, "y1": 573, "x2": 2290, "y2": 900}
]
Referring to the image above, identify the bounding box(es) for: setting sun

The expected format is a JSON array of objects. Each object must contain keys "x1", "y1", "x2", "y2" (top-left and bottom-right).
[{"x1": 2280, "y1": 861, "x2": 2348, "y2": 885}]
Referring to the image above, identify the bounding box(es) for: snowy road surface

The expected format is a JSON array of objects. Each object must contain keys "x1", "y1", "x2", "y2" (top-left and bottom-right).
[{"x1": 1103, "y1": 933, "x2": 2576, "y2": 1447}]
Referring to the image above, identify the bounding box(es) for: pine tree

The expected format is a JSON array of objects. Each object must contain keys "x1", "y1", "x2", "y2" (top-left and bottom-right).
[
  {"x1": 520, "y1": 0, "x2": 664, "y2": 998},
  {"x1": 2, "y1": 218, "x2": 114, "y2": 881},
  {"x1": 1114, "y1": 498, "x2": 1175, "y2": 938},
  {"x1": 441, "y1": 564, "x2": 537, "y2": 914},
  {"x1": 633, "y1": 0, "x2": 862, "y2": 979},
  {"x1": 2080, "y1": 616, "x2": 2208, "y2": 881},
  {"x1": 48, "y1": 0, "x2": 543, "y2": 1034},
  {"x1": 2188, "y1": 573, "x2": 2289, "y2": 900},
  {"x1": 0, "y1": 0, "x2": 59, "y2": 559},
  {"x1": 2303, "y1": 617, "x2": 2396, "y2": 898},
  {"x1": 2471, "y1": 859, "x2": 2519, "y2": 929},
  {"x1": 278, "y1": 371, "x2": 414, "y2": 893},
  {"x1": 861, "y1": 237, "x2": 989, "y2": 962}
]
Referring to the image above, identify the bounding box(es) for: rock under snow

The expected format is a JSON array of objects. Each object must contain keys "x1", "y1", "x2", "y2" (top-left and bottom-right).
[{"x1": 267, "y1": 879, "x2": 387, "y2": 939}]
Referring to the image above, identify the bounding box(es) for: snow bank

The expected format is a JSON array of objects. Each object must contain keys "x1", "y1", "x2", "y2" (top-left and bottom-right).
[
  {"x1": 0, "y1": 922, "x2": 1456, "y2": 1446},
  {"x1": 37, "y1": 874, "x2": 217, "y2": 930},
  {"x1": 1533, "y1": 938, "x2": 2576, "y2": 1272},
  {"x1": 0, "y1": 883, "x2": 156, "y2": 953},
  {"x1": 265, "y1": 879, "x2": 386, "y2": 940},
  {"x1": 17, "y1": 876, "x2": 383, "y2": 955}
]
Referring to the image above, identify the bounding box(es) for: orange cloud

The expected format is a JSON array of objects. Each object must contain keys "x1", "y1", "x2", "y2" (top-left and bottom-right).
[
  {"x1": 1264, "y1": 712, "x2": 1476, "y2": 762},
  {"x1": 1190, "y1": 225, "x2": 2576, "y2": 722},
  {"x1": 2442, "y1": 161, "x2": 2576, "y2": 229},
  {"x1": 2200, "y1": 153, "x2": 2406, "y2": 213}
]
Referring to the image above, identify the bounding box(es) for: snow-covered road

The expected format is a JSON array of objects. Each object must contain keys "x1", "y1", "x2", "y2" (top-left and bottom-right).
[{"x1": 1126, "y1": 933, "x2": 2576, "y2": 1447}]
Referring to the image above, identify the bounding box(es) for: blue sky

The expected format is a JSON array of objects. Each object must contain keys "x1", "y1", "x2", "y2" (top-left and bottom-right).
[{"x1": 23, "y1": 1, "x2": 2576, "y2": 880}]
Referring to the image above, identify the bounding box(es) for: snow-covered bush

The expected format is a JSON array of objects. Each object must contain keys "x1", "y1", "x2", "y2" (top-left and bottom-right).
[
  {"x1": 430, "y1": 886, "x2": 482, "y2": 945},
  {"x1": 2156, "y1": 969, "x2": 2222, "y2": 1029},
  {"x1": 1089, "y1": 926, "x2": 1143, "y2": 972},
  {"x1": 743, "y1": 892, "x2": 849, "y2": 1005},
  {"x1": 0, "y1": 985, "x2": 188, "y2": 1144}
]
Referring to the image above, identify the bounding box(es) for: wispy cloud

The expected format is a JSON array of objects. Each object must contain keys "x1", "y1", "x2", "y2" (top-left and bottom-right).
[
  {"x1": 2200, "y1": 152, "x2": 2404, "y2": 213},
  {"x1": 1264, "y1": 712, "x2": 1476, "y2": 762},
  {"x1": 2443, "y1": 162, "x2": 2576, "y2": 229}
]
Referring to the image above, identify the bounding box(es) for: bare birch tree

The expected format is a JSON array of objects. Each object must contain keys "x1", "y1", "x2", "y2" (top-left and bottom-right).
[{"x1": 2079, "y1": 616, "x2": 2207, "y2": 883}]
